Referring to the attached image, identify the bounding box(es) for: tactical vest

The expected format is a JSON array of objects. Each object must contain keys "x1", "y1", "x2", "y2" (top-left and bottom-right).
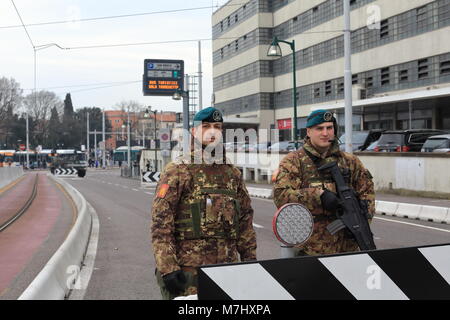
[{"x1": 174, "y1": 163, "x2": 241, "y2": 241}]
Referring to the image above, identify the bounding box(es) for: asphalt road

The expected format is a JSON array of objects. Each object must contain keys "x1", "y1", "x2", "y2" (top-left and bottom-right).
[{"x1": 65, "y1": 168, "x2": 450, "y2": 300}]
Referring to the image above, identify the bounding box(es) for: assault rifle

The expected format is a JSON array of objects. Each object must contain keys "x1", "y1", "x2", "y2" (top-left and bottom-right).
[{"x1": 318, "y1": 161, "x2": 377, "y2": 251}]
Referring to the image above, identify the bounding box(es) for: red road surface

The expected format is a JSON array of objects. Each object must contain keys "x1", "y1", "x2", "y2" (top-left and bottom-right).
[{"x1": 0, "y1": 173, "x2": 71, "y2": 295}]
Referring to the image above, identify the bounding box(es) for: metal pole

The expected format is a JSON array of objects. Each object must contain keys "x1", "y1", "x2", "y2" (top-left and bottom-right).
[
  {"x1": 87, "y1": 112, "x2": 90, "y2": 160},
  {"x1": 344, "y1": 0, "x2": 353, "y2": 153},
  {"x1": 94, "y1": 129, "x2": 97, "y2": 166},
  {"x1": 291, "y1": 40, "x2": 298, "y2": 148},
  {"x1": 183, "y1": 75, "x2": 190, "y2": 156},
  {"x1": 26, "y1": 112, "x2": 29, "y2": 168},
  {"x1": 102, "y1": 109, "x2": 106, "y2": 168},
  {"x1": 127, "y1": 111, "x2": 131, "y2": 169},
  {"x1": 198, "y1": 41, "x2": 203, "y2": 110},
  {"x1": 154, "y1": 110, "x2": 158, "y2": 171},
  {"x1": 142, "y1": 121, "x2": 145, "y2": 148}
]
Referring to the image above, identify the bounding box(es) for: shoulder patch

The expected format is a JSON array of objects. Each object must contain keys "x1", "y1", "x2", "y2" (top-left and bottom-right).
[{"x1": 156, "y1": 184, "x2": 170, "y2": 199}]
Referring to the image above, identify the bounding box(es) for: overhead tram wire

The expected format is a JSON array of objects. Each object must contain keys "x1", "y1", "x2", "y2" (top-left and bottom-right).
[
  {"x1": 0, "y1": 3, "x2": 249, "y2": 29},
  {"x1": 25, "y1": 29, "x2": 344, "y2": 52}
]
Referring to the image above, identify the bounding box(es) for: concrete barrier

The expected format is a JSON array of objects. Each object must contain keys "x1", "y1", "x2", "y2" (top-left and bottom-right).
[
  {"x1": 0, "y1": 167, "x2": 24, "y2": 189},
  {"x1": 18, "y1": 174, "x2": 92, "y2": 300},
  {"x1": 418, "y1": 205, "x2": 449, "y2": 224},
  {"x1": 375, "y1": 201, "x2": 398, "y2": 216},
  {"x1": 393, "y1": 203, "x2": 422, "y2": 219},
  {"x1": 247, "y1": 187, "x2": 273, "y2": 199},
  {"x1": 247, "y1": 187, "x2": 449, "y2": 224}
]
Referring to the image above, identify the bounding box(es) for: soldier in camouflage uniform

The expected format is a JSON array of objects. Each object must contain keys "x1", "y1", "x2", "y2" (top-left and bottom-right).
[
  {"x1": 273, "y1": 109, "x2": 375, "y2": 256},
  {"x1": 151, "y1": 107, "x2": 257, "y2": 299}
]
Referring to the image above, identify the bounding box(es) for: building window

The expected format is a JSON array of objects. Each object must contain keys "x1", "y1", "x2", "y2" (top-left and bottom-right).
[
  {"x1": 440, "y1": 60, "x2": 450, "y2": 75},
  {"x1": 416, "y1": 5, "x2": 428, "y2": 30},
  {"x1": 337, "y1": 82, "x2": 344, "y2": 94},
  {"x1": 314, "y1": 87, "x2": 321, "y2": 98},
  {"x1": 352, "y1": 74, "x2": 358, "y2": 85},
  {"x1": 418, "y1": 58, "x2": 429, "y2": 79},
  {"x1": 366, "y1": 76, "x2": 374, "y2": 88},
  {"x1": 399, "y1": 69, "x2": 409, "y2": 82},
  {"x1": 380, "y1": 19, "x2": 389, "y2": 39},
  {"x1": 381, "y1": 67, "x2": 390, "y2": 86},
  {"x1": 325, "y1": 81, "x2": 332, "y2": 96},
  {"x1": 235, "y1": 39, "x2": 239, "y2": 52}
]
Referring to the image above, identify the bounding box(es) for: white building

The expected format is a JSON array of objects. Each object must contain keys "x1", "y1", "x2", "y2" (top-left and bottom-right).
[{"x1": 212, "y1": 0, "x2": 450, "y2": 140}]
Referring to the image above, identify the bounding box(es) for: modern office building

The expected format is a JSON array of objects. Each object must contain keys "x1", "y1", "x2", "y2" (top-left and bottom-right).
[{"x1": 212, "y1": 0, "x2": 450, "y2": 140}]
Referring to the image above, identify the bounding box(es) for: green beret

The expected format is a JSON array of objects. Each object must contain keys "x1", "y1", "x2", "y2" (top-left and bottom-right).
[
  {"x1": 306, "y1": 109, "x2": 335, "y2": 128},
  {"x1": 193, "y1": 107, "x2": 223, "y2": 124}
]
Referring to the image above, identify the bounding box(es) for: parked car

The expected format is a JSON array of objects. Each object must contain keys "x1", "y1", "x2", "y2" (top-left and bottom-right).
[
  {"x1": 421, "y1": 134, "x2": 450, "y2": 153},
  {"x1": 339, "y1": 129, "x2": 385, "y2": 152},
  {"x1": 269, "y1": 141, "x2": 303, "y2": 152},
  {"x1": 364, "y1": 140, "x2": 379, "y2": 152},
  {"x1": 375, "y1": 129, "x2": 447, "y2": 152},
  {"x1": 248, "y1": 142, "x2": 272, "y2": 153}
]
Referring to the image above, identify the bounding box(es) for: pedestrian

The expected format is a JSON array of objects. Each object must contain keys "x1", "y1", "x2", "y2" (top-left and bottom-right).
[
  {"x1": 151, "y1": 107, "x2": 257, "y2": 299},
  {"x1": 273, "y1": 109, "x2": 375, "y2": 256}
]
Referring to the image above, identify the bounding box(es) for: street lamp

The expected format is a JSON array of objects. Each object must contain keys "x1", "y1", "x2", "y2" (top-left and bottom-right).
[
  {"x1": 173, "y1": 86, "x2": 190, "y2": 155},
  {"x1": 267, "y1": 36, "x2": 299, "y2": 148}
]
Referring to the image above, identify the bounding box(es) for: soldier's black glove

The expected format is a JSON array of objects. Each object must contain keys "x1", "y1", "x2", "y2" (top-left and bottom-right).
[
  {"x1": 321, "y1": 189, "x2": 340, "y2": 212},
  {"x1": 162, "y1": 270, "x2": 186, "y2": 295}
]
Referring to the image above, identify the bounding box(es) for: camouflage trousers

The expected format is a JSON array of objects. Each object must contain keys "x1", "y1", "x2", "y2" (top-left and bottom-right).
[{"x1": 155, "y1": 269, "x2": 198, "y2": 300}]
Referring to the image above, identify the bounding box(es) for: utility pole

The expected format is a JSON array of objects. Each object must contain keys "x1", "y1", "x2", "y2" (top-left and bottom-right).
[
  {"x1": 102, "y1": 109, "x2": 106, "y2": 168},
  {"x1": 127, "y1": 111, "x2": 131, "y2": 169},
  {"x1": 94, "y1": 129, "x2": 97, "y2": 164},
  {"x1": 183, "y1": 75, "x2": 190, "y2": 155},
  {"x1": 153, "y1": 110, "x2": 158, "y2": 171},
  {"x1": 344, "y1": 0, "x2": 353, "y2": 153},
  {"x1": 198, "y1": 41, "x2": 203, "y2": 111},
  {"x1": 87, "y1": 112, "x2": 90, "y2": 160}
]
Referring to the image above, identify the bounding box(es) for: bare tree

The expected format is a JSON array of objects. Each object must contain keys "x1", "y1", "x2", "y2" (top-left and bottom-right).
[
  {"x1": 23, "y1": 90, "x2": 63, "y2": 146},
  {"x1": 114, "y1": 100, "x2": 144, "y2": 113},
  {"x1": 0, "y1": 77, "x2": 23, "y2": 147}
]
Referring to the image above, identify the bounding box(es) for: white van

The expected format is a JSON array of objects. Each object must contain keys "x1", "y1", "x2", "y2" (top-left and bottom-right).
[{"x1": 421, "y1": 134, "x2": 450, "y2": 153}]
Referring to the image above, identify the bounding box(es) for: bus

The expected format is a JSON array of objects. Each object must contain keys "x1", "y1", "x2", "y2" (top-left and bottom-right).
[
  {"x1": 0, "y1": 150, "x2": 16, "y2": 167},
  {"x1": 112, "y1": 146, "x2": 144, "y2": 164},
  {"x1": 50, "y1": 149, "x2": 88, "y2": 177}
]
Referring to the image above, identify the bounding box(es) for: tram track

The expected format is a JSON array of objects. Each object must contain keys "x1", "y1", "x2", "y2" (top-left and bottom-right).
[{"x1": 0, "y1": 174, "x2": 39, "y2": 232}]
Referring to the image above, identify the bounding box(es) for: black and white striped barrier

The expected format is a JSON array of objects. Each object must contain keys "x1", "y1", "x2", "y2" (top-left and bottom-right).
[
  {"x1": 198, "y1": 243, "x2": 450, "y2": 300},
  {"x1": 54, "y1": 168, "x2": 78, "y2": 176},
  {"x1": 141, "y1": 171, "x2": 160, "y2": 188}
]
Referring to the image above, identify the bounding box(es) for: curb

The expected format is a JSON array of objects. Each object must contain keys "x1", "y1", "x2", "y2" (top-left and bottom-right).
[
  {"x1": 249, "y1": 188, "x2": 449, "y2": 224},
  {"x1": 18, "y1": 174, "x2": 92, "y2": 300}
]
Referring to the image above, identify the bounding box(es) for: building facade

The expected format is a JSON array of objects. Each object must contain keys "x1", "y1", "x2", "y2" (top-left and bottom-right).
[{"x1": 212, "y1": 0, "x2": 450, "y2": 140}]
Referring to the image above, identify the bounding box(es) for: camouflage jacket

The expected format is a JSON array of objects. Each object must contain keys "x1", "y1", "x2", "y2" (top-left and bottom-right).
[
  {"x1": 151, "y1": 152, "x2": 257, "y2": 276},
  {"x1": 273, "y1": 139, "x2": 375, "y2": 254}
]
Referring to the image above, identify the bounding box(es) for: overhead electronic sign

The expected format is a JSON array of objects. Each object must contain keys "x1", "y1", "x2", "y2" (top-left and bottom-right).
[{"x1": 143, "y1": 59, "x2": 184, "y2": 96}]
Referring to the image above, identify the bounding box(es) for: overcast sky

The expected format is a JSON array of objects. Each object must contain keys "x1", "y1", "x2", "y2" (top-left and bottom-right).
[{"x1": 0, "y1": 0, "x2": 229, "y2": 112}]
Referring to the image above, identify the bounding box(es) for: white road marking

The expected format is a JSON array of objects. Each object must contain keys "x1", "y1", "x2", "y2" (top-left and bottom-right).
[
  {"x1": 374, "y1": 216, "x2": 450, "y2": 233},
  {"x1": 145, "y1": 192, "x2": 154, "y2": 195},
  {"x1": 253, "y1": 223, "x2": 264, "y2": 229},
  {"x1": 132, "y1": 188, "x2": 139, "y2": 192}
]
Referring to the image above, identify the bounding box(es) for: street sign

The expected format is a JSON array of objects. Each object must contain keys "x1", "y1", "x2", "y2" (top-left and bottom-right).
[
  {"x1": 143, "y1": 59, "x2": 184, "y2": 96},
  {"x1": 142, "y1": 171, "x2": 160, "y2": 183}
]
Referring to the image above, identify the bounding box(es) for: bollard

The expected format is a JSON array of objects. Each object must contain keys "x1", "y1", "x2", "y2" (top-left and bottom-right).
[{"x1": 280, "y1": 245, "x2": 296, "y2": 258}]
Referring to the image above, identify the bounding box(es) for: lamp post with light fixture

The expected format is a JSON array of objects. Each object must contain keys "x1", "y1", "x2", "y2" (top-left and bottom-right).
[
  {"x1": 267, "y1": 36, "x2": 299, "y2": 148},
  {"x1": 173, "y1": 74, "x2": 190, "y2": 155}
]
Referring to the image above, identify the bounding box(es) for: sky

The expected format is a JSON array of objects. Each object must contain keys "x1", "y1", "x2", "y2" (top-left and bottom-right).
[{"x1": 0, "y1": 0, "x2": 230, "y2": 113}]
